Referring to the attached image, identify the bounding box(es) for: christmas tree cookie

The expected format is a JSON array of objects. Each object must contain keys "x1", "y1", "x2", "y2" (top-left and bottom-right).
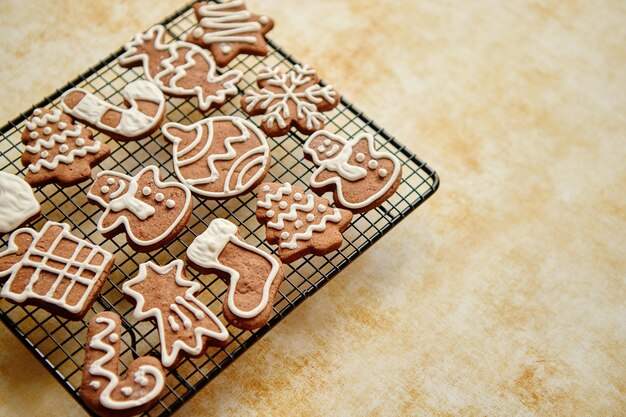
[{"x1": 256, "y1": 182, "x2": 353, "y2": 263}]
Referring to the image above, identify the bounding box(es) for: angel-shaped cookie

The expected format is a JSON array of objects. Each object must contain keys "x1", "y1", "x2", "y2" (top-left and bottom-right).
[
  {"x1": 303, "y1": 131, "x2": 402, "y2": 213},
  {"x1": 87, "y1": 166, "x2": 192, "y2": 252}
]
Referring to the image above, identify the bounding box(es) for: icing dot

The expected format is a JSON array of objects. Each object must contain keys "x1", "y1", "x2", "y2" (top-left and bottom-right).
[
  {"x1": 76, "y1": 138, "x2": 85, "y2": 146},
  {"x1": 317, "y1": 145, "x2": 326, "y2": 153},
  {"x1": 306, "y1": 213, "x2": 315, "y2": 222},
  {"x1": 221, "y1": 44, "x2": 232, "y2": 54},
  {"x1": 43, "y1": 127, "x2": 52, "y2": 135},
  {"x1": 166, "y1": 199, "x2": 176, "y2": 209},
  {"x1": 121, "y1": 387, "x2": 134, "y2": 396},
  {"x1": 280, "y1": 232, "x2": 289, "y2": 240},
  {"x1": 29, "y1": 131, "x2": 38, "y2": 139},
  {"x1": 259, "y1": 15, "x2": 269, "y2": 24},
  {"x1": 355, "y1": 152, "x2": 365, "y2": 162},
  {"x1": 293, "y1": 192, "x2": 303, "y2": 201},
  {"x1": 192, "y1": 27, "x2": 204, "y2": 39},
  {"x1": 155, "y1": 193, "x2": 165, "y2": 202},
  {"x1": 323, "y1": 138, "x2": 331, "y2": 146},
  {"x1": 109, "y1": 333, "x2": 119, "y2": 343},
  {"x1": 89, "y1": 381, "x2": 100, "y2": 390},
  {"x1": 379, "y1": 168, "x2": 388, "y2": 178},
  {"x1": 59, "y1": 144, "x2": 69, "y2": 153},
  {"x1": 107, "y1": 178, "x2": 115, "y2": 185},
  {"x1": 279, "y1": 201, "x2": 288, "y2": 209},
  {"x1": 33, "y1": 109, "x2": 42, "y2": 116},
  {"x1": 142, "y1": 186, "x2": 152, "y2": 196},
  {"x1": 295, "y1": 220, "x2": 303, "y2": 229},
  {"x1": 101, "y1": 186, "x2": 110, "y2": 194},
  {"x1": 40, "y1": 151, "x2": 49, "y2": 158},
  {"x1": 266, "y1": 210, "x2": 275, "y2": 218},
  {"x1": 58, "y1": 122, "x2": 67, "y2": 130},
  {"x1": 368, "y1": 160, "x2": 379, "y2": 169},
  {"x1": 318, "y1": 204, "x2": 326, "y2": 212},
  {"x1": 262, "y1": 185, "x2": 270, "y2": 192}
]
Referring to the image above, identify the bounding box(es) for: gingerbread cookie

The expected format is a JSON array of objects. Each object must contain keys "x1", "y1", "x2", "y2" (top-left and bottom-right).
[
  {"x1": 81, "y1": 312, "x2": 165, "y2": 417},
  {"x1": 0, "y1": 222, "x2": 115, "y2": 320},
  {"x1": 303, "y1": 131, "x2": 402, "y2": 212},
  {"x1": 162, "y1": 116, "x2": 270, "y2": 199},
  {"x1": 119, "y1": 25, "x2": 242, "y2": 112},
  {"x1": 87, "y1": 166, "x2": 192, "y2": 253},
  {"x1": 186, "y1": 218, "x2": 284, "y2": 329},
  {"x1": 256, "y1": 182, "x2": 353, "y2": 263},
  {"x1": 186, "y1": 0, "x2": 274, "y2": 67},
  {"x1": 21, "y1": 108, "x2": 110, "y2": 187},
  {"x1": 61, "y1": 80, "x2": 166, "y2": 141},
  {"x1": 122, "y1": 260, "x2": 229, "y2": 368},
  {"x1": 242, "y1": 64, "x2": 339, "y2": 137},
  {"x1": 0, "y1": 172, "x2": 40, "y2": 234}
]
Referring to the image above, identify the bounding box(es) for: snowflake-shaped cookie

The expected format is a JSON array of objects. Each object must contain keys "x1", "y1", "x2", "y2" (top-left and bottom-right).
[{"x1": 241, "y1": 64, "x2": 339, "y2": 137}]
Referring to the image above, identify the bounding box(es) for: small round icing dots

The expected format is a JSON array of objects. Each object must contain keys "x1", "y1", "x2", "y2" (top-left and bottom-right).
[
  {"x1": 266, "y1": 210, "x2": 275, "y2": 218},
  {"x1": 166, "y1": 199, "x2": 176, "y2": 209},
  {"x1": 40, "y1": 151, "x2": 49, "y2": 158},
  {"x1": 107, "y1": 178, "x2": 115, "y2": 185},
  {"x1": 221, "y1": 44, "x2": 232, "y2": 54},
  {"x1": 280, "y1": 232, "x2": 290, "y2": 240},
  {"x1": 101, "y1": 186, "x2": 110, "y2": 194},
  {"x1": 192, "y1": 27, "x2": 203, "y2": 38},
  {"x1": 43, "y1": 127, "x2": 52, "y2": 135},
  {"x1": 379, "y1": 168, "x2": 388, "y2": 178},
  {"x1": 89, "y1": 381, "x2": 100, "y2": 390},
  {"x1": 323, "y1": 138, "x2": 331, "y2": 146},
  {"x1": 262, "y1": 185, "x2": 270, "y2": 192},
  {"x1": 33, "y1": 109, "x2": 42, "y2": 116},
  {"x1": 355, "y1": 152, "x2": 365, "y2": 162},
  {"x1": 76, "y1": 138, "x2": 85, "y2": 146},
  {"x1": 109, "y1": 333, "x2": 119, "y2": 343},
  {"x1": 59, "y1": 144, "x2": 69, "y2": 153},
  {"x1": 318, "y1": 204, "x2": 326, "y2": 212},
  {"x1": 295, "y1": 220, "x2": 303, "y2": 229},
  {"x1": 259, "y1": 15, "x2": 269, "y2": 24},
  {"x1": 155, "y1": 193, "x2": 165, "y2": 202},
  {"x1": 121, "y1": 387, "x2": 134, "y2": 397},
  {"x1": 279, "y1": 201, "x2": 288, "y2": 209},
  {"x1": 142, "y1": 186, "x2": 152, "y2": 196},
  {"x1": 317, "y1": 145, "x2": 326, "y2": 153},
  {"x1": 293, "y1": 192, "x2": 303, "y2": 201},
  {"x1": 58, "y1": 122, "x2": 67, "y2": 130},
  {"x1": 29, "y1": 131, "x2": 38, "y2": 139},
  {"x1": 306, "y1": 213, "x2": 315, "y2": 222},
  {"x1": 368, "y1": 160, "x2": 379, "y2": 170}
]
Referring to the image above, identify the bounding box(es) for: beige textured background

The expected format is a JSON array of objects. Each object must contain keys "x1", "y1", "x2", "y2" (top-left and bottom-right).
[{"x1": 1, "y1": 1, "x2": 625, "y2": 416}]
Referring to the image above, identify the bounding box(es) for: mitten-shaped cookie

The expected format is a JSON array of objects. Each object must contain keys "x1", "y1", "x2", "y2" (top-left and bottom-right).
[
  {"x1": 186, "y1": 218, "x2": 284, "y2": 330},
  {"x1": 122, "y1": 260, "x2": 229, "y2": 368},
  {"x1": 87, "y1": 166, "x2": 192, "y2": 253},
  {"x1": 256, "y1": 182, "x2": 353, "y2": 263},
  {"x1": 80, "y1": 312, "x2": 165, "y2": 417},
  {"x1": 0, "y1": 222, "x2": 115, "y2": 320},
  {"x1": 242, "y1": 65, "x2": 338, "y2": 137},
  {"x1": 186, "y1": 0, "x2": 274, "y2": 67},
  {"x1": 303, "y1": 131, "x2": 402, "y2": 213},
  {"x1": 0, "y1": 172, "x2": 40, "y2": 234},
  {"x1": 21, "y1": 108, "x2": 110, "y2": 187}
]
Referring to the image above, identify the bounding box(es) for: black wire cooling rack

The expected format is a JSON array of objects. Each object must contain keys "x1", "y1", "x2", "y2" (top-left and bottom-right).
[{"x1": 0, "y1": 2, "x2": 438, "y2": 416}]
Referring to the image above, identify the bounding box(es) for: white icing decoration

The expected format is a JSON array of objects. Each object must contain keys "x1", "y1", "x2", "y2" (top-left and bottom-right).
[
  {"x1": 107, "y1": 178, "x2": 115, "y2": 185},
  {"x1": 306, "y1": 213, "x2": 315, "y2": 222},
  {"x1": 293, "y1": 192, "x2": 302, "y2": 201},
  {"x1": 121, "y1": 387, "x2": 133, "y2": 396},
  {"x1": 142, "y1": 186, "x2": 152, "y2": 196},
  {"x1": 196, "y1": 0, "x2": 262, "y2": 46},
  {"x1": 221, "y1": 44, "x2": 232, "y2": 54},
  {"x1": 43, "y1": 127, "x2": 52, "y2": 135},
  {"x1": 101, "y1": 186, "x2": 110, "y2": 194},
  {"x1": 166, "y1": 199, "x2": 176, "y2": 209},
  {"x1": 279, "y1": 201, "x2": 288, "y2": 209},
  {"x1": 323, "y1": 139, "x2": 331, "y2": 146},
  {"x1": 262, "y1": 185, "x2": 270, "y2": 192},
  {"x1": 280, "y1": 232, "x2": 289, "y2": 240},
  {"x1": 317, "y1": 145, "x2": 326, "y2": 153},
  {"x1": 87, "y1": 166, "x2": 192, "y2": 248},
  {"x1": 33, "y1": 109, "x2": 42, "y2": 116},
  {"x1": 186, "y1": 219, "x2": 281, "y2": 320},
  {"x1": 0, "y1": 171, "x2": 40, "y2": 234},
  {"x1": 294, "y1": 220, "x2": 303, "y2": 229},
  {"x1": 29, "y1": 132, "x2": 38, "y2": 139},
  {"x1": 303, "y1": 131, "x2": 401, "y2": 210},
  {"x1": 23, "y1": 109, "x2": 102, "y2": 174},
  {"x1": 59, "y1": 144, "x2": 69, "y2": 153},
  {"x1": 121, "y1": 260, "x2": 229, "y2": 368},
  {"x1": 76, "y1": 138, "x2": 85, "y2": 146},
  {"x1": 259, "y1": 15, "x2": 269, "y2": 24},
  {"x1": 61, "y1": 80, "x2": 166, "y2": 139},
  {"x1": 40, "y1": 151, "x2": 49, "y2": 158},
  {"x1": 243, "y1": 64, "x2": 337, "y2": 130},
  {"x1": 162, "y1": 116, "x2": 271, "y2": 199},
  {"x1": 282, "y1": 209, "x2": 343, "y2": 250},
  {"x1": 118, "y1": 25, "x2": 242, "y2": 111},
  {"x1": 90, "y1": 381, "x2": 100, "y2": 390},
  {"x1": 109, "y1": 333, "x2": 119, "y2": 343},
  {"x1": 87, "y1": 315, "x2": 164, "y2": 410},
  {"x1": 0, "y1": 222, "x2": 114, "y2": 314},
  {"x1": 58, "y1": 122, "x2": 67, "y2": 130},
  {"x1": 266, "y1": 210, "x2": 275, "y2": 218},
  {"x1": 318, "y1": 204, "x2": 326, "y2": 212},
  {"x1": 155, "y1": 193, "x2": 164, "y2": 202},
  {"x1": 325, "y1": 144, "x2": 339, "y2": 157}
]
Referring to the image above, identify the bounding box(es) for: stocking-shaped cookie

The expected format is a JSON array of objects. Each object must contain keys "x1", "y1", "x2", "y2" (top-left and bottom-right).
[
  {"x1": 0, "y1": 222, "x2": 115, "y2": 320},
  {"x1": 122, "y1": 260, "x2": 229, "y2": 368},
  {"x1": 61, "y1": 80, "x2": 166, "y2": 141},
  {"x1": 21, "y1": 108, "x2": 110, "y2": 187},
  {"x1": 87, "y1": 166, "x2": 192, "y2": 253},
  {"x1": 256, "y1": 182, "x2": 353, "y2": 263},
  {"x1": 186, "y1": 218, "x2": 284, "y2": 330},
  {"x1": 119, "y1": 25, "x2": 242, "y2": 112},
  {"x1": 303, "y1": 131, "x2": 402, "y2": 213},
  {"x1": 186, "y1": 0, "x2": 274, "y2": 67},
  {"x1": 81, "y1": 312, "x2": 165, "y2": 417}
]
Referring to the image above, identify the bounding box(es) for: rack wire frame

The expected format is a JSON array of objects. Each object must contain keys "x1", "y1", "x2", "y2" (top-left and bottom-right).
[{"x1": 0, "y1": 2, "x2": 439, "y2": 416}]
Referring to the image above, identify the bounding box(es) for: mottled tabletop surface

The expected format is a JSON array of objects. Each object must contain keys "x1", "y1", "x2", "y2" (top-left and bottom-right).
[{"x1": 1, "y1": 1, "x2": 624, "y2": 416}]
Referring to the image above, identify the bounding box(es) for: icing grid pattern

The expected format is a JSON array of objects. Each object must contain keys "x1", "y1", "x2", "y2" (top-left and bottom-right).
[{"x1": 0, "y1": 2, "x2": 438, "y2": 417}]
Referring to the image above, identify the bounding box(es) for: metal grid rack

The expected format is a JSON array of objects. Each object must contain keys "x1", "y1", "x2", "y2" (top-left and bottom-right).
[{"x1": 0, "y1": 2, "x2": 438, "y2": 416}]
